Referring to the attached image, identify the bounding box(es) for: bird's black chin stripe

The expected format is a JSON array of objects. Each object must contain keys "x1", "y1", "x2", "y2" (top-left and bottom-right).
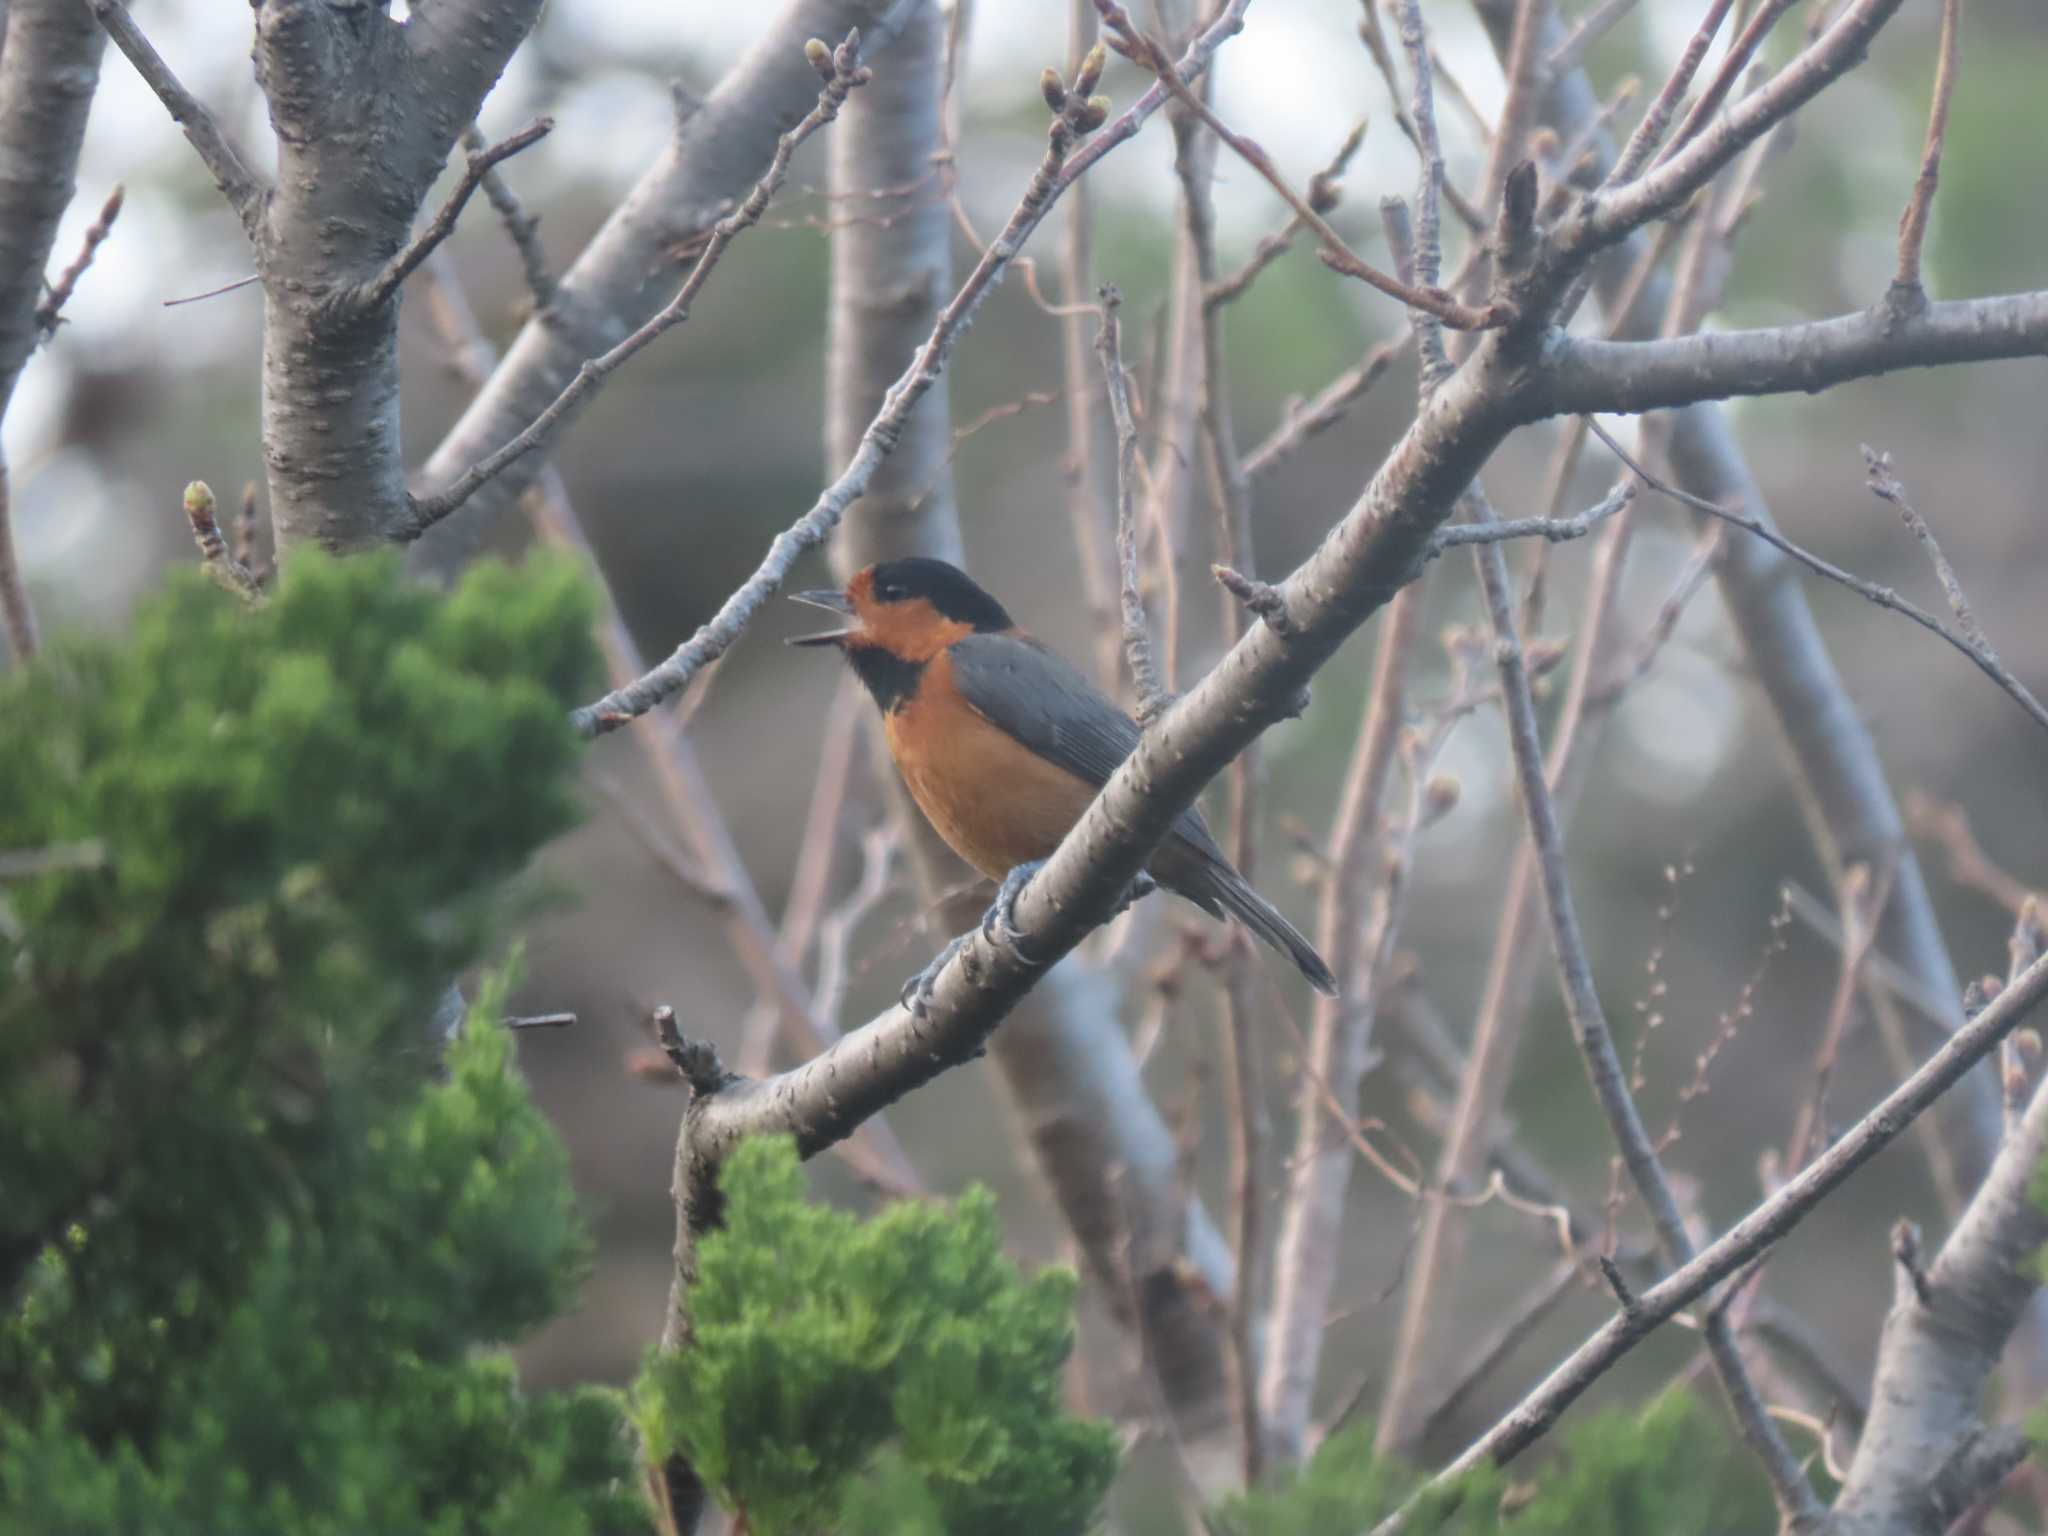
[{"x1": 845, "y1": 644, "x2": 924, "y2": 713}]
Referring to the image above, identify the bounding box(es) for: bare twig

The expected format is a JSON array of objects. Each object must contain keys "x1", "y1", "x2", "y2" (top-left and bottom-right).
[
  {"x1": 1585, "y1": 418, "x2": 2048, "y2": 737},
  {"x1": 348, "y1": 118, "x2": 553, "y2": 313},
  {"x1": 1097, "y1": 287, "x2": 1167, "y2": 721},
  {"x1": 1658, "y1": 1, "x2": 1798, "y2": 169},
  {"x1": 569, "y1": 3, "x2": 1253, "y2": 735},
  {"x1": 1105, "y1": 5, "x2": 1506, "y2": 331},
  {"x1": 735, "y1": 681, "x2": 866, "y2": 1078},
  {"x1": 1241, "y1": 334, "x2": 1407, "y2": 481},
  {"x1": 461, "y1": 122, "x2": 555, "y2": 311},
  {"x1": 33, "y1": 183, "x2": 123, "y2": 341},
  {"x1": 161, "y1": 274, "x2": 261, "y2": 308},
  {"x1": 85, "y1": 0, "x2": 263, "y2": 234},
  {"x1": 1424, "y1": 483, "x2": 1633, "y2": 557},
  {"x1": 1261, "y1": 583, "x2": 1425, "y2": 1463},
  {"x1": 504, "y1": 1012, "x2": 577, "y2": 1031},
  {"x1": 1904, "y1": 795, "x2": 2041, "y2": 918},
  {"x1": 1782, "y1": 877, "x2": 1966, "y2": 1032},
  {"x1": 1203, "y1": 121, "x2": 1367, "y2": 313},
  {"x1": 1375, "y1": 947, "x2": 2048, "y2": 1532},
  {"x1": 1416, "y1": 1257, "x2": 1583, "y2": 1443},
  {"x1": 1785, "y1": 863, "x2": 1895, "y2": 1177},
  {"x1": 1463, "y1": 477, "x2": 1826, "y2": 1526},
  {"x1": 1577, "y1": 0, "x2": 1909, "y2": 250},
  {"x1": 1893, "y1": 0, "x2": 1962, "y2": 293},
  {"x1": 1546, "y1": 0, "x2": 1640, "y2": 76},
  {"x1": 1056, "y1": 0, "x2": 1124, "y2": 691},
  {"x1": 1862, "y1": 443, "x2": 1985, "y2": 651},
  {"x1": 1392, "y1": 0, "x2": 1455, "y2": 383},
  {"x1": 810, "y1": 826, "x2": 900, "y2": 1029},
  {"x1": 0, "y1": 841, "x2": 108, "y2": 880},
  {"x1": 407, "y1": 40, "x2": 868, "y2": 536}
]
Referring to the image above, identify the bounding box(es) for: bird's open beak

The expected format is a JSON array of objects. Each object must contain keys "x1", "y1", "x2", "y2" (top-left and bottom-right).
[{"x1": 787, "y1": 588, "x2": 856, "y2": 647}]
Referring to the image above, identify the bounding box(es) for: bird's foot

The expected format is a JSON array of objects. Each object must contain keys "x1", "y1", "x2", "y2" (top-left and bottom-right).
[
  {"x1": 898, "y1": 860, "x2": 1072, "y2": 1018},
  {"x1": 979, "y1": 859, "x2": 1047, "y2": 961},
  {"x1": 899, "y1": 931, "x2": 972, "y2": 1019},
  {"x1": 1107, "y1": 871, "x2": 1157, "y2": 919}
]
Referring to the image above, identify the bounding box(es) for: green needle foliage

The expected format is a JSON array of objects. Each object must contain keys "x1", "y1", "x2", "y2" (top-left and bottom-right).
[
  {"x1": 0, "y1": 553, "x2": 641, "y2": 1533},
  {"x1": 1214, "y1": 1392, "x2": 1775, "y2": 1536},
  {"x1": 633, "y1": 1136, "x2": 1119, "y2": 1536}
]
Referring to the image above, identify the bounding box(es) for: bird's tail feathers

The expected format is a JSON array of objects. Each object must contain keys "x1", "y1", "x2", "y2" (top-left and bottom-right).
[{"x1": 1203, "y1": 871, "x2": 1339, "y2": 997}]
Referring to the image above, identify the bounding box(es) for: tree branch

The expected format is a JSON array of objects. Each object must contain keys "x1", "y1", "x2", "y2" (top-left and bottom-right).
[
  {"x1": 1103, "y1": 3, "x2": 1504, "y2": 331},
  {"x1": 1464, "y1": 483, "x2": 1824, "y2": 1527},
  {"x1": 1582, "y1": 417, "x2": 2048, "y2": 738},
  {"x1": 1571, "y1": 0, "x2": 1906, "y2": 255},
  {"x1": 406, "y1": 39, "x2": 870, "y2": 535},
  {"x1": 1374, "y1": 947, "x2": 2048, "y2": 1532},
  {"x1": 32, "y1": 181, "x2": 121, "y2": 341},
  {"x1": 1834, "y1": 1042, "x2": 2048, "y2": 1532},
  {"x1": 569, "y1": 0, "x2": 1252, "y2": 736},
  {"x1": 1474, "y1": 0, "x2": 1999, "y2": 1258},
  {"x1": 85, "y1": 0, "x2": 261, "y2": 233},
  {"x1": 350, "y1": 117, "x2": 552, "y2": 313},
  {"x1": 1537, "y1": 291, "x2": 2048, "y2": 418},
  {"x1": 1893, "y1": 0, "x2": 1963, "y2": 294}
]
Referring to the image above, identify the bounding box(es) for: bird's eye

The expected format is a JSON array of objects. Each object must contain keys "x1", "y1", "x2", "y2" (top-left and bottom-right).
[{"x1": 876, "y1": 580, "x2": 903, "y2": 601}]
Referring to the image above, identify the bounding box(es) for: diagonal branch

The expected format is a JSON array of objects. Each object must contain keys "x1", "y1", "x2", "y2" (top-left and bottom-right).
[
  {"x1": 1373, "y1": 947, "x2": 2048, "y2": 1533},
  {"x1": 406, "y1": 37, "x2": 871, "y2": 535},
  {"x1": 350, "y1": 117, "x2": 552, "y2": 313},
  {"x1": 569, "y1": 0, "x2": 1252, "y2": 736},
  {"x1": 1573, "y1": 0, "x2": 1906, "y2": 254},
  {"x1": 1464, "y1": 483, "x2": 1825, "y2": 1527},
  {"x1": 1101, "y1": 2, "x2": 1504, "y2": 331},
  {"x1": 85, "y1": 0, "x2": 263, "y2": 234},
  {"x1": 32, "y1": 182, "x2": 122, "y2": 341},
  {"x1": 1581, "y1": 417, "x2": 2048, "y2": 738}
]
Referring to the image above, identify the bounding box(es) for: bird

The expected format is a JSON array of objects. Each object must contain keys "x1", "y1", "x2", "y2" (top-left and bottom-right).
[{"x1": 789, "y1": 556, "x2": 1338, "y2": 1010}]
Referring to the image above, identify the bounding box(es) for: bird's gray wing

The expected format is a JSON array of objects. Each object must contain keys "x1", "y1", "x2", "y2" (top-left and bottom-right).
[{"x1": 946, "y1": 631, "x2": 1227, "y2": 874}]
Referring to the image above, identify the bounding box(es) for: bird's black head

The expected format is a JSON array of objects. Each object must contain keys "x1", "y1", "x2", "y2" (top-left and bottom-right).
[
  {"x1": 862, "y1": 558, "x2": 1014, "y2": 633},
  {"x1": 787, "y1": 558, "x2": 1015, "y2": 712}
]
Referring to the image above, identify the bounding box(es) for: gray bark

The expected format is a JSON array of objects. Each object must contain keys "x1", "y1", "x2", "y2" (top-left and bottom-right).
[
  {"x1": 1832, "y1": 1077, "x2": 2048, "y2": 1534},
  {"x1": 0, "y1": 0, "x2": 106, "y2": 660},
  {"x1": 409, "y1": 0, "x2": 909, "y2": 577},
  {"x1": 0, "y1": 0, "x2": 102, "y2": 415},
  {"x1": 252, "y1": 0, "x2": 543, "y2": 553}
]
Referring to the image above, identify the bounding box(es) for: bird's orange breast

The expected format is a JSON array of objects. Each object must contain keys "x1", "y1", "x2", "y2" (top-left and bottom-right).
[{"x1": 884, "y1": 649, "x2": 1098, "y2": 880}]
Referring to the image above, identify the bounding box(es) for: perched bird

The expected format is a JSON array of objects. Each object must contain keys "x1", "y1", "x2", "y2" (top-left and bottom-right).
[{"x1": 790, "y1": 557, "x2": 1337, "y2": 1007}]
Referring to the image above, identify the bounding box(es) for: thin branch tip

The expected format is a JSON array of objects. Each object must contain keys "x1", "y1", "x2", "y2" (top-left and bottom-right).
[
  {"x1": 1212, "y1": 564, "x2": 1295, "y2": 635},
  {"x1": 653, "y1": 1006, "x2": 735, "y2": 1097}
]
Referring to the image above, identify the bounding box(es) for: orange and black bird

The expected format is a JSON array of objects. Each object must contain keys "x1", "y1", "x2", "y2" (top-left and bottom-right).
[{"x1": 790, "y1": 557, "x2": 1337, "y2": 1007}]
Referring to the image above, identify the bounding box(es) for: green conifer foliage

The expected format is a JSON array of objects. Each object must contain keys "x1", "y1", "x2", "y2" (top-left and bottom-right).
[
  {"x1": 0, "y1": 554, "x2": 641, "y2": 1532},
  {"x1": 633, "y1": 1136, "x2": 1119, "y2": 1535},
  {"x1": 1214, "y1": 1392, "x2": 1773, "y2": 1536}
]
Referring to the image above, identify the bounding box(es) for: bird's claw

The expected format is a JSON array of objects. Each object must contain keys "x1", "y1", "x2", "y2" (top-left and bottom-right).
[
  {"x1": 900, "y1": 861, "x2": 1050, "y2": 1018},
  {"x1": 979, "y1": 859, "x2": 1046, "y2": 961},
  {"x1": 1108, "y1": 871, "x2": 1156, "y2": 919},
  {"x1": 899, "y1": 932, "x2": 970, "y2": 1019}
]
